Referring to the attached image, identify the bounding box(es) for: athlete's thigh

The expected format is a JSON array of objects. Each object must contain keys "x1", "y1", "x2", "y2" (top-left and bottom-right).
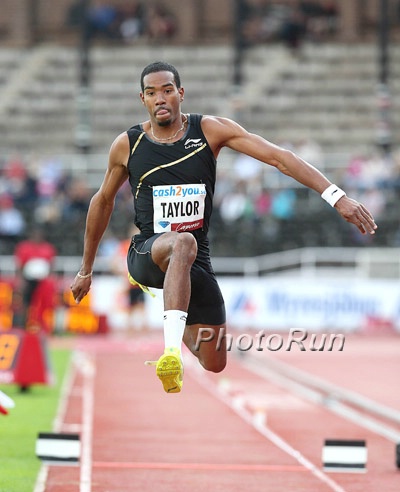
[{"x1": 149, "y1": 231, "x2": 182, "y2": 270}]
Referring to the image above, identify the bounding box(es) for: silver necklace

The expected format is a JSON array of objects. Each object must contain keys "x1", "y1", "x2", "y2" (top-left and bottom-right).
[{"x1": 150, "y1": 115, "x2": 187, "y2": 142}]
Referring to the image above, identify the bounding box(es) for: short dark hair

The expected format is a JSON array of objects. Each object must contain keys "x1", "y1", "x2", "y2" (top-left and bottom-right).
[{"x1": 140, "y1": 61, "x2": 181, "y2": 92}]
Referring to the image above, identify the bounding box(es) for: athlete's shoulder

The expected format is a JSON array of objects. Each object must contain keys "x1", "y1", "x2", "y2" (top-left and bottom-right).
[
  {"x1": 201, "y1": 114, "x2": 238, "y2": 130},
  {"x1": 188, "y1": 113, "x2": 230, "y2": 129},
  {"x1": 109, "y1": 131, "x2": 130, "y2": 165},
  {"x1": 111, "y1": 131, "x2": 130, "y2": 149},
  {"x1": 201, "y1": 115, "x2": 244, "y2": 147}
]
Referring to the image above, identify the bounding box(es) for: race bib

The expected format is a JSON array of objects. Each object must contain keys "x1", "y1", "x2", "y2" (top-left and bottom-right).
[{"x1": 153, "y1": 184, "x2": 206, "y2": 233}]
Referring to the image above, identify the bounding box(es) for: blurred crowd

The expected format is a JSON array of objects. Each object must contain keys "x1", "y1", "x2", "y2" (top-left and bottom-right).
[
  {"x1": 1, "y1": 143, "x2": 400, "y2": 261},
  {"x1": 0, "y1": 153, "x2": 137, "y2": 258},
  {"x1": 211, "y1": 141, "x2": 400, "y2": 255},
  {"x1": 66, "y1": 0, "x2": 177, "y2": 44},
  {"x1": 64, "y1": 0, "x2": 340, "y2": 50},
  {"x1": 0, "y1": 154, "x2": 91, "y2": 255},
  {"x1": 238, "y1": 0, "x2": 339, "y2": 54}
]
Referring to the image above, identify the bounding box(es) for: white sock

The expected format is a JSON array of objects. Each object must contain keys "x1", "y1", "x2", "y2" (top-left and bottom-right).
[{"x1": 163, "y1": 310, "x2": 187, "y2": 352}]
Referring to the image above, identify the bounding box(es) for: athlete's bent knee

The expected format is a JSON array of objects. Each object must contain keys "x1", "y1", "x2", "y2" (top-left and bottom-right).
[
  {"x1": 200, "y1": 355, "x2": 226, "y2": 373},
  {"x1": 172, "y1": 232, "x2": 197, "y2": 263}
]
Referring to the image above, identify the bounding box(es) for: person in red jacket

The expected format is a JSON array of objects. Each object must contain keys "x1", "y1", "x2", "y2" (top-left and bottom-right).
[{"x1": 14, "y1": 228, "x2": 57, "y2": 332}]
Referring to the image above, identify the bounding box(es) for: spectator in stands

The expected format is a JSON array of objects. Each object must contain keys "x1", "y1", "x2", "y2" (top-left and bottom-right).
[
  {"x1": 146, "y1": 4, "x2": 177, "y2": 42},
  {"x1": 342, "y1": 153, "x2": 367, "y2": 190},
  {"x1": 13, "y1": 167, "x2": 38, "y2": 210},
  {"x1": 343, "y1": 151, "x2": 393, "y2": 193},
  {"x1": 252, "y1": 186, "x2": 279, "y2": 245},
  {"x1": 219, "y1": 181, "x2": 253, "y2": 224},
  {"x1": 67, "y1": 0, "x2": 146, "y2": 44},
  {"x1": 62, "y1": 177, "x2": 91, "y2": 225},
  {"x1": 254, "y1": 186, "x2": 272, "y2": 218},
  {"x1": 233, "y1": 153, "x2": 264, "y2": 190},
  {"x1": 34, "y1": 192, "x2": 63, "y2": 226},
  {"x1": 301, "y1": 0, "x2": 339, "y2": 41},
  {"x1": 0, "y1": 195, "x2": 26, "y2": 252},
  {"x1": 2, "y1": 154, "x2": 27, "y2": 196},
  {"x1": 280, "y1": 6, "x2": 307, "y2": 55},
  {"x1": 87, "y1": 2, "x2": 123, "y2": 40},
  {"x1": 35, "y1": 157, "x2": 64, "y2": 200},
  {"x1": 0, "y1": 155, "x2": 37, "y2": 209},
  {"x1": 271, "y1": 188, "x2": 296, "y2": 220},
  {"x1": 70, "y1": 61, "x2": 378, "y2": 395},
  {"x1": 65, "y1": 0, "x2": 87, "y2": 29},
  {"x1": 392, "y1": 147, "x2": 400, "y2": 191},
  {"x1": 119, "y1": 2, "x2": 145, "y2": 43},
  {"x1": 237, "y1": 0, "x2": 269, "y2": 47}
]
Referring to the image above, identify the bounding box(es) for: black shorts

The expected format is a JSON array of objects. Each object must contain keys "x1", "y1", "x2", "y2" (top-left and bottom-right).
[{"x1": 127, "y1": 234, "x2": 226, "y2": 326}]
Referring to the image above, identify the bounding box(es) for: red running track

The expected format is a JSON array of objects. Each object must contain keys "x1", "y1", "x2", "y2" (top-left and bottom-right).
[{"x1": 40, "y1": 333, "x2": 400, "y2": 492}]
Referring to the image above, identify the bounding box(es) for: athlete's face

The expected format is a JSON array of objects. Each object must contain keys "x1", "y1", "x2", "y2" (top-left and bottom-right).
[{"x1": 140, "y1": 71, "x2": 184, "y2": 127}]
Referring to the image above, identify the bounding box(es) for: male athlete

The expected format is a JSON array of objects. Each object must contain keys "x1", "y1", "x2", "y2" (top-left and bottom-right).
[{"x1": 71, "y1": 61, "x2": 377, "y2": 394}]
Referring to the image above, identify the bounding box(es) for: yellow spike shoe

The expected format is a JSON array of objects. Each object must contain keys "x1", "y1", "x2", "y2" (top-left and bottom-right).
[{"x1": 145, "y1": 347, "x2": 183, "y2": 394}]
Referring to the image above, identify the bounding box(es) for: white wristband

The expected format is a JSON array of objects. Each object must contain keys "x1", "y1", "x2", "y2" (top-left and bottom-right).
[{"x1": 321, "y1": 184, "x2": 346, "y2": 207}]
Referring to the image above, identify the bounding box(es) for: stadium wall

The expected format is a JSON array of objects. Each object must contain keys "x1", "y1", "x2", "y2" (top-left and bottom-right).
[{"x1": 91, "y1": 275, "x2": 400, "y2": 334}]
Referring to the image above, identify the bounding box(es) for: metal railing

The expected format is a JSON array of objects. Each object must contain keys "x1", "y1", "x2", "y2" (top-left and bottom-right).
[
  {"x1": 211, "y1": 247, "x2": 400, "y2": 278},
  {"x1": 1, "y1": 247, "x2": 399, "y2": 278}
]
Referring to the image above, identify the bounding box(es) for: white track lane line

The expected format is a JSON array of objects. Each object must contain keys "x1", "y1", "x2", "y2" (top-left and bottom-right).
[
  {"x1": 33, "y1": 353, "x2": 78, "y2": 492},
  {"x1": 186, "y1": 357, "x2": 347, "y2": 492},
  {"x1": 78, "y1": 351, "x2": 96, "y2": 492}
]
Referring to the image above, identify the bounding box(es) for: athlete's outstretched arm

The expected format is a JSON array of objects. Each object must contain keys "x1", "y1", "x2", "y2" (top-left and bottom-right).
[
  {"x1": 71, "y1": 133, "x2": 130, "y2": 303},
  {"x1": 202, "y1": 116, "x2": 377, "y2": 235}
]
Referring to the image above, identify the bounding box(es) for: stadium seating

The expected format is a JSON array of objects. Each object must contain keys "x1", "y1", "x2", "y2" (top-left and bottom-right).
[
  {"x1": 240, "y1": 43, "x2": 400, "y2": 153},
  {"x1": 0, "y1": 42, "x2": 398, "y2": 156}
]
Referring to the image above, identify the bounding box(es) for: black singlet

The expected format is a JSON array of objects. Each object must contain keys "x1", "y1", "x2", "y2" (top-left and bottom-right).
[{"x1": 127, "y1": 113, "x2": 216, "y2": 242}]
